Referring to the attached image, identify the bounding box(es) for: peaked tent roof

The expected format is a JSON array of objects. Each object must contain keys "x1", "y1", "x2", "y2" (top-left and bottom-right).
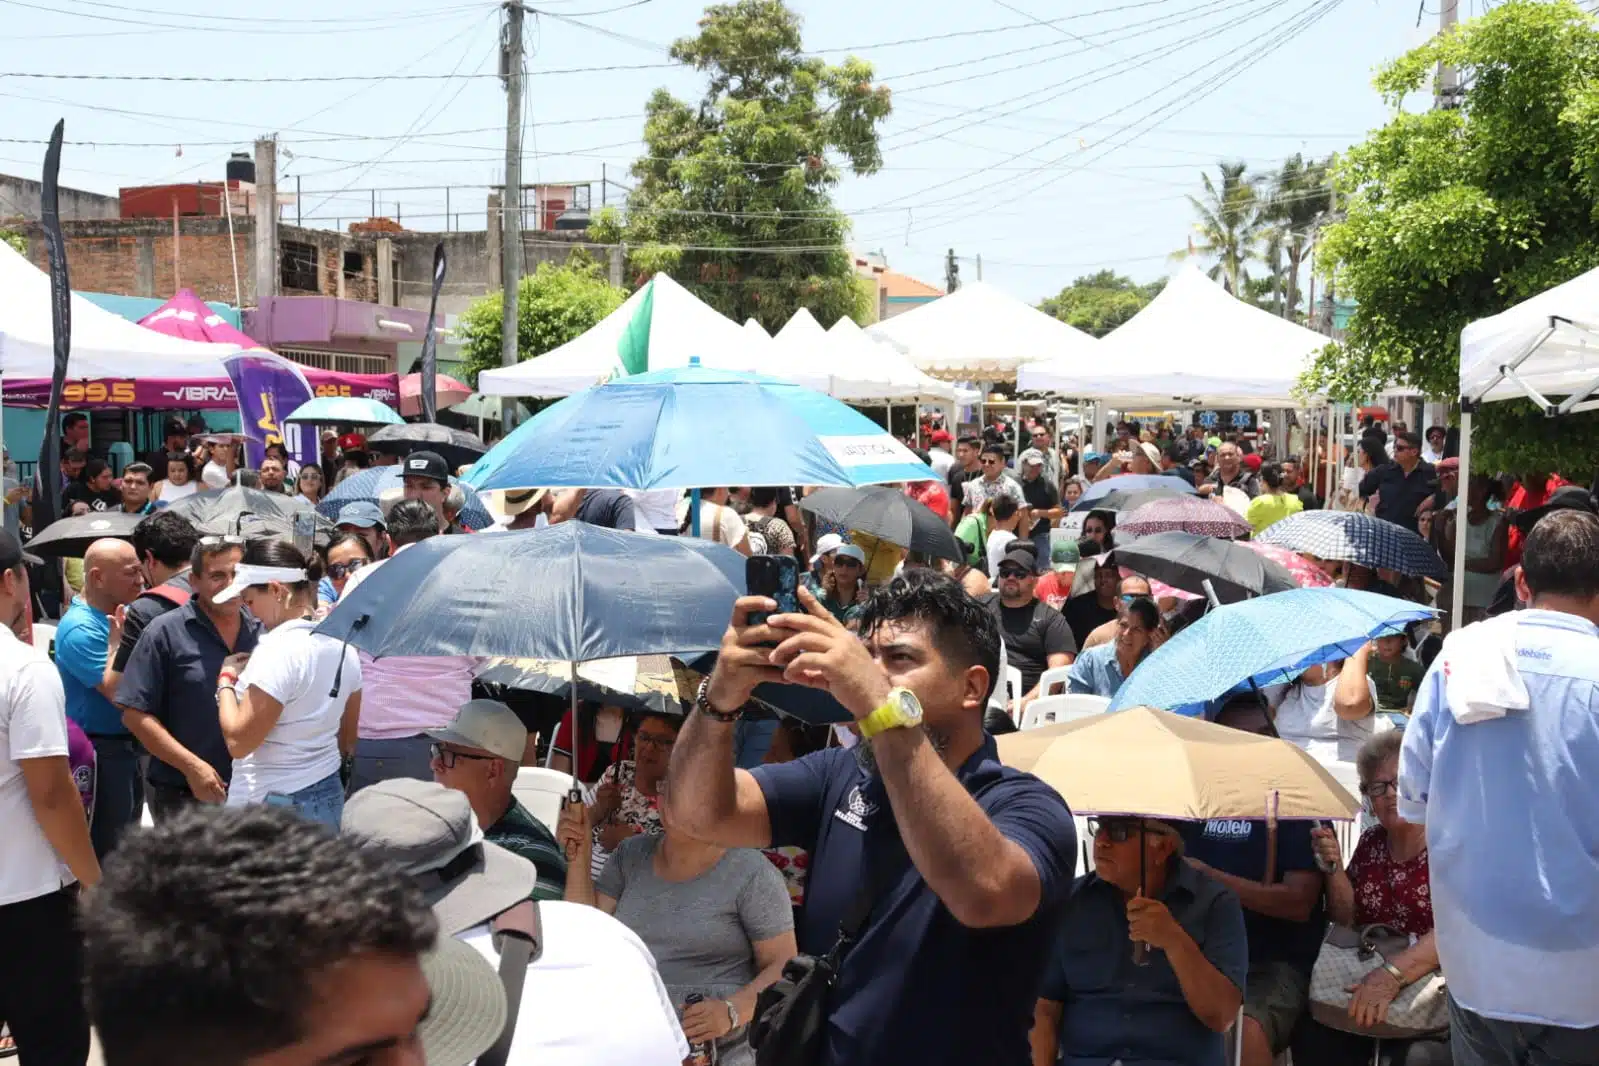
[
  {"x1": 867, "y1": 279, "x2": 1096, "y2": 380},
  {"x1": 0, "y1": 242, "x2": 241, "y2": 378},
  {"x1": 477, "y1": 273, "x2": 769, "y2": 398},
  {"x1": 138, "y1": 288, "x2": 260, "y2": 348},
  {"x1": 1017, "y1": 262, "x2": 1329, "y2": 406},
  {"x1": 829, "y1": 317, "x2": 976, "y2": 404},
  {"x1": 1460, "y1": 263, "x2": 1599, "y2": 405}
]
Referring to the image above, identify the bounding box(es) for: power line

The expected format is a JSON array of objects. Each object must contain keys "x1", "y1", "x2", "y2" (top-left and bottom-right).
[{"x1": 0, "y1": 0, "x2": 489, "y2": 35}]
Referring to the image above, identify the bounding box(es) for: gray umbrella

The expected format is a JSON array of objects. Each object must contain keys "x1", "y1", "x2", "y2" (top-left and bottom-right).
[
  {"x1": 1112, "y1": 530, "x2": 1299, "y2": 604},
  {"x1": 799, "y1": 486, "x2": 964, "y2": 562},
  {"x1": 165, "y1": 486, "x2": 334, "y2": 545},
  {"x1": 366, "y1": 422, "x2": 488, "y2": 470}
]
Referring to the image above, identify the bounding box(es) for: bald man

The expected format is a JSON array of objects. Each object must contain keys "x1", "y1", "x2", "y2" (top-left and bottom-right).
[{"x1": 56, "y1": 537, "x2": 146, "y2": 856}]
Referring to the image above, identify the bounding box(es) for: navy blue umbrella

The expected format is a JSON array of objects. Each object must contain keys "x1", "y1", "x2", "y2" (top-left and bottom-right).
[
  {"x1": 315, "y1": 522, "x2": 745, "y2": 663},
  {"x1": 320, "y1": 466, "x2": 494, "y2": 531}
]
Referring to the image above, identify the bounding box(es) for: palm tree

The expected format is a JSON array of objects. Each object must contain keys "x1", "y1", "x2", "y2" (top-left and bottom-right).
[
  {"x1": 1175, "y1": 161, "x2": 1265, "y2": 295},
  {"x1": 1266, "y1": 154, "x2": 1334, "y2": 320}
]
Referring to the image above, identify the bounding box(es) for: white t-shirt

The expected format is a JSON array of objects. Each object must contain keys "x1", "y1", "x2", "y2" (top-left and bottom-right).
[
  {"x1": 986, "y1": 529, "x2": 1018, "y2": 579},
  {"x1": 1267, "y1": 675, "x2": 1391, "y2": 796},
  {"x1": 229, "y1": 619, "x2": 362, "y2": 804},
  {"x1": 0, "y1": 627, "x2": 75, "y2": 905},
  {"x1": 927, "y1": 447, "x2": 955, "y2": 479},
  {"x1": 460, "y1": 901, "x2": 690, "y2": 1065},
  {"x1": 201, "y1": 461, "x2": 233, "y2": 489},
  {"x1": 625, "y1": 489, "x2": 681, "y2": 533},
  {"x1": 676, "y1": 498, "x2": 747, "y2": 547}
]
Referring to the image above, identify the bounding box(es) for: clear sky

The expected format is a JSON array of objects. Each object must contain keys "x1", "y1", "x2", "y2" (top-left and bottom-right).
[{"x1": 0, "y1": 0, "x2": 1445, "y2": 304}]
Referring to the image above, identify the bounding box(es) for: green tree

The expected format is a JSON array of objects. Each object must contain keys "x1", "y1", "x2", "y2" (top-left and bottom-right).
[
  {"x1": 600, "y1": 0, "x2": 891, "y2": 331},
  {"x1": 1307, "y1": 0, "x2": 1599, "y2": 410},
  {"x1": 1175, "y1": 161, "x2": 1266, "y2": 295},
  {"x1": 1038, "y1": 270, "x2": 1166, "y2": 336},
  {"x1": 456, "y1": 256, "x2": 627, "y2": 388},
  {"x1": 1264, "y1": 153, "x2": 1334, "y2": 321},
  {"x1": 0, "y1": 230, "x2": 24, "y2": 255}
]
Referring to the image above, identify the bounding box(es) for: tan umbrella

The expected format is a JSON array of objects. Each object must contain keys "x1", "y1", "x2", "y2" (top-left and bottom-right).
[{"x1": 997, "y1": 705, "x2": 1357, "y2": 822}]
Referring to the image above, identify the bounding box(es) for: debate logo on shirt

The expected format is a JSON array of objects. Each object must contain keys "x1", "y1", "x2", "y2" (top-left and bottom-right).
[
  {"x1": 1201, "y1": 818, "x2": 1255, "y2": 840},
  {"x1": 833, "y1": 785, "x2": 877, "y2": 831}
]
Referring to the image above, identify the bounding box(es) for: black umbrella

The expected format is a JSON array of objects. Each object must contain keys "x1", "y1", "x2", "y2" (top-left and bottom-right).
[
  {"x1": 798, "y1": 486, "x2": 965, "y2": 562},
  {"x1": 1112, "y1": 531, "x2": 1298, "y2": 605},
  {"x1": 366, "y1": 422, "x2": 488, "y2": 470},
  {"x1": 166, "y1": 486, "x2": 334, "y2": 545},
  {"x1": 25, "y1": 510, "x2": 142, "y2": 559}
]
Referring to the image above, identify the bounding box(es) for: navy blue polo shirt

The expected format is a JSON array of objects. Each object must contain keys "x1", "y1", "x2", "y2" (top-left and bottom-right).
[
  {"x1": 750, "y1": 735, "x2": 1076, "y2": 1066},
  {"x1": 1041, "y1": 862, "x2": 1248, "y2": 1066},
  {"x1": 114, "y1": 599, "x2": 259, "y2": 788},
  {"x1": 1184, "y1": 819, "x2": 1326, "y2": 972}
]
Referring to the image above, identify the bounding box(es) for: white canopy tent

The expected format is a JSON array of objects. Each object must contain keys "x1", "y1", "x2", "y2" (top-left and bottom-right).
[
  {"x1": 478, "y1": 273, "x2": 771, "y2": 398},
  {"x1": 1017, "y1": 262, "x2": 1330, "y2": 407},
  {"x1": 868, "y1": 280, "x2": 1097, "y2": 381},
  {"x1": 1451, "y1": 263, "x2": 1599, "y2": 626},
  {"x1": 828, "y1": 317, "x2": 978, "y2": 405}
]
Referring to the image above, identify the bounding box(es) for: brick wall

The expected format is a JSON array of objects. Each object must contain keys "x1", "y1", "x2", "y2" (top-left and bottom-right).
[{"x1": 12, "y1": 215, "x2": 254, "y2": 304}]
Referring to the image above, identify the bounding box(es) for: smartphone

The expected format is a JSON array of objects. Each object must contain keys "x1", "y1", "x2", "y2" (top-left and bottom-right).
[
  {"x1": 746, "y1": 553, "x2": 800, "y2": 626},
  {"x1": 292, "y1": 510, "x2": 317, "y2": 556}
]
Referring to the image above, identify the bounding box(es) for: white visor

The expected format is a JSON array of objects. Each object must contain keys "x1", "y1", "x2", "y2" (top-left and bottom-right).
[{"x1": 213, "y1": 564, "x2": 308, "y2": 604}]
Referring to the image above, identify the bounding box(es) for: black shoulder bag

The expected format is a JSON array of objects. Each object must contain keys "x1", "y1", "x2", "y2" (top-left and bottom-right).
[{"x1": 749, "y1": 824, "x2": 903, "y2": 1066}]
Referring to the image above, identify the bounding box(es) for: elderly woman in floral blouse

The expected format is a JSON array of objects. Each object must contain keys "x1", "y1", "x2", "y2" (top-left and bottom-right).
[{"x1": 1297, "y1": 730, "x2": 1451, "y2": 1066}]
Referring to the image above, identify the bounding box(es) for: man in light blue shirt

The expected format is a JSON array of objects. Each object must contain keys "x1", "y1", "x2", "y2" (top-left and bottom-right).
[
  {"x1": 1067, "y1": 597, "x2": 1158, "y2": 699},
  {"x1": 1400, "y1": 510, "x2": 1599, "y2": 1065}
]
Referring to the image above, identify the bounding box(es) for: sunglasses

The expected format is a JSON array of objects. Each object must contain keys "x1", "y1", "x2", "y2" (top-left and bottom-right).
[
  {"x1": 997, "y1": 566, "x2": 1032, "y2": 579},
  {"x1": 1360, "y1": 779, "x2": 1398, "y2": 799},
  {"x1": 429, "y1": 743, "x2": 497, "y2": 770},
  {"x1": 833, "y1": 557, "x2": 863, "y2": 570},
  {"x1": 1087, "y1": 817, "x2": 1169, "y2": 843},
  {"x1": 328, "y1": 559, "x2": 367, "y2": 580}
]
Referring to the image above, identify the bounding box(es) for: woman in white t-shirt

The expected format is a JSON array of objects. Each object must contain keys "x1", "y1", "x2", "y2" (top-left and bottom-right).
[
  {"x1": 201, "y1": 437, "x2": 240, "y2": 489},
  {"x1": 1266, "y1": 641, "x2": 1389, "y2": 797},
  {"x1": 153, "y1": 452, "x2": 201, "y2": 506},
  {"x1": 215, "y1": 541, "x2": 362, "y2": 829}
]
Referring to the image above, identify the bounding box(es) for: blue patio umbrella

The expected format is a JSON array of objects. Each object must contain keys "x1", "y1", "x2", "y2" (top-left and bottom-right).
[
  {"x1": 315, "y1": 522, "x2": 745, "y2": 663},
  {"x1": 319, "y1": 465, "x2": 494, "y2": 530},
  {"x1": 1071, "y1": 473, "x2": 1197, "y2": 512},
  {"x1": 464, "y1": 364, "x2": 936, "y2": 493},
  {"x1": 1107, "y1": 587, "x2": 1437, "y2": 714},
  {"x1": 284, "y1": 395, "x2": 405, "y2": 425}
]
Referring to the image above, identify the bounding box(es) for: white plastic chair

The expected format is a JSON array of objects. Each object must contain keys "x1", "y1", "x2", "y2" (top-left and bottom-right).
[
  {"x1": 511, "y1": 766, "x2": 573, "y2": 834},
  {"x1": 1004, "y1": 665, "x2": 1024, "y2": 710},
  {"x1": 1018, "y1": 693, "x2": 1110, "y2": 730},
  {"x1": 1036, "y1": 664, "x2": 1073, "y2": 697}
]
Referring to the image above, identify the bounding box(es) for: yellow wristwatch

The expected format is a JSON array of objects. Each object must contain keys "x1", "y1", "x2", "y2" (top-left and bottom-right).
[{"x1": 858, "y1": 687, "x2": 923, "y2": 739}]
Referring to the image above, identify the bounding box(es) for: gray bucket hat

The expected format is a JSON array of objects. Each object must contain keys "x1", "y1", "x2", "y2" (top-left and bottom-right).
[
  {"x1": 418, "y1": 937, "x2": 509, "y2": 1066},
  {"x1": 342, "y1": 778, "x2": 536, "y2": 936}
]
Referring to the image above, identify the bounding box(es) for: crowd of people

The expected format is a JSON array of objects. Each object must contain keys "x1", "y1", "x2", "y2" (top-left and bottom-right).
[{"x1": 1, "y1": 403, "x2": 1595, "y2": 1066}]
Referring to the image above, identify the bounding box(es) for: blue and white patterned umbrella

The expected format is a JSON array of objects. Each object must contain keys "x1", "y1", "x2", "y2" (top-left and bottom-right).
[
  {"x1": 1257, "y1": 510, "x2": 1447, "y2": 579},
  {"x1": 319, "y1": 466, "x2": 494, "y2": 531}
]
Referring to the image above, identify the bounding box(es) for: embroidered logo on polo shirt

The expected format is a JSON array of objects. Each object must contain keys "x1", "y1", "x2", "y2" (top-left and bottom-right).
[{"x1": 832, "y1": 785, "x2": 876, "y2": 831}]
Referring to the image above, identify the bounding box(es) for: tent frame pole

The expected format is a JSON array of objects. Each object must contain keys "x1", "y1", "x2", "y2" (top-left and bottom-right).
[{"x1": 1451, "y1": 410, "x2": 1472, "y2": 631}]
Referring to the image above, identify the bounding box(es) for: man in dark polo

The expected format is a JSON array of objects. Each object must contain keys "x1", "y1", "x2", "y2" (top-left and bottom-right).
[
  {"x1": 1359, "y1": 429, "x2": 1435, "y2": 533},
  {"x1": 1033, "y1": 816, "x2": 1247, "y2": 1066}
]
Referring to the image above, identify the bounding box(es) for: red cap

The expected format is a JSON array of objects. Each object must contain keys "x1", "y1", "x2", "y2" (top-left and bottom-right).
[
  {"x1": 1242, "y1": 453, "x2": 1263, "y2": 471},
  {"x1": 338, "y1": 432, "x2": 367, "y2": 451},
  {"x1": 929, "y1": 429, "x2": 952, "y2": 445},
  {"x1": 1436, "y1": 457, "x2": 1460, "y2": 473}
]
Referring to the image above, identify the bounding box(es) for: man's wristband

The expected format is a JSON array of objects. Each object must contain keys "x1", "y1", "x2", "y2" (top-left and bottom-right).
[{"x1": 694, "y1": 677, "x2": 745, "y2": 723}]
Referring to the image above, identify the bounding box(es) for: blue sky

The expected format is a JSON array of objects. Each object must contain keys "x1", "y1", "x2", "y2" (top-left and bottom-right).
[{"x1": 0, "y1": 0, "x2": 1441, "y2": 304}]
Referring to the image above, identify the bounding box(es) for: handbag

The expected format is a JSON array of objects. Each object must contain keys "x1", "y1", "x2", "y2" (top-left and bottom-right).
[
  {"x1": 1309, "y1": 923, "x2": 1447, "y2": 1039},
  {"x1": 749, "y1": 822, "x2": 903, "y2": 1066}
]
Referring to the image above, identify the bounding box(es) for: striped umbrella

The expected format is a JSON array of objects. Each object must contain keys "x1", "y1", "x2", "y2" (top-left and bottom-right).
[
  {"x1": 1118, "y1": 496, "x2": 1251, "y2": 539},
  {"x1": 1257, "y1": 510, "x2": 1447, "y2": 579}
]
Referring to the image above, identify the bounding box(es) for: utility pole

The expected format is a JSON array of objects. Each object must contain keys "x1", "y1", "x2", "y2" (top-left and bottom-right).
[
  {"x1": 1437, "y1": 0, "x2": 1460, "y2": 109},
  {"x1": 499, "y1": 0, "x2": 525, "y2": 429},
  {"x1": 944, "y1": 248, "x2": 960, "y2": 294}
]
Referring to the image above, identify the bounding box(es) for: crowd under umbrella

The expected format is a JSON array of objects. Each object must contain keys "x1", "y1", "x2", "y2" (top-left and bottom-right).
[
  {"x1": 24, "y1": 511, "x2": 141, "y2": 558},
  {"x1": 366, "y1": 421, "x2": 489, "y2": 470},
  {"x1": 1106, "y1": 587, "x2": 1437, "y2": 717},
  {"x1": 284, "y1": 395, "x2": 406, "y2": 426},
  {"x1": 1071, "y1": 473, "x2": 1196, "y2": 514},
  {"x1": 1116, "y1": 496, "x2": 1251, "y2": 540},
  {"x1": 798, "y1": 486, "x2": 965, "y2": 562},
  {"x1": 165, "y1": 485, "x2": 335, "y2": 545},
  {"x1": 1257, "y1": 510, "x2": 1449, "y2": 580},
  {"x1": 1112, "y1": 530, "x2": 1299, "y2": 604},
  {"x1": 319, "y1": 465, "x2": 494, "y2": 530},
  {"x1": 315, "y1": 522, "x2": 747, "y2": 793}
]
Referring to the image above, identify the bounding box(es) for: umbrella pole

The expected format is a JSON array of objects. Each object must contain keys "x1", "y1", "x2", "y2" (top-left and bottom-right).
[
  {"x1": 1132, "y1": 823, "x2": 1150, "y2": 966},
  {"x1": 564, "y1": 660, "x2": 583, "y2": 860},
  {"x1": 690, "y1": 488, "x2": 701, "y2": 538}
]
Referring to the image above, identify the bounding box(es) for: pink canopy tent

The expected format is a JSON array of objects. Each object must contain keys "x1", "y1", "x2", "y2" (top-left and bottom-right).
[{"x1": 1, "y1": 289, "x2": 401, "y2": 409}]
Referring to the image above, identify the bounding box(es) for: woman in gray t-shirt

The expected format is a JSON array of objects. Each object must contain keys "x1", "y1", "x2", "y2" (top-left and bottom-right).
[{"x1": 560, "y1": 781, "x2": 796, "y2": 1065}]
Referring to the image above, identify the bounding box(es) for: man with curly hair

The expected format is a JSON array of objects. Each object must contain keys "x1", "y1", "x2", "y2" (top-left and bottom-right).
[{"x1": 80, "y1": 805, "x2": 506, "y2": 1066}]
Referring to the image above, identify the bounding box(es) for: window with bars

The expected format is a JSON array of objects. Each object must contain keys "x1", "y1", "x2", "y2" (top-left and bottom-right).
[
  {"x1": 281, "y1": 240, "x2": 320, "y2": 293},
  {"x1": 278, "y1": 347, "x2": 392, "y2": 376}
]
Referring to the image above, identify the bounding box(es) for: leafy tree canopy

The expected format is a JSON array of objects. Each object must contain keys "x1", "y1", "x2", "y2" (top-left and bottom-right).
[
  {"x1": 595, "y1": 0, "x2": 891, "y2": 331},
  {"x1": 0, "y1": 230, "x2": 24, "y2": 255},
  {"x1": 456, "y1": 254, "x2": 626, "y2": 388},
  {"x1": 1307, "y1": 0, "x2": 1599, "y2": 405},
  {"x1": 1038, "y1": 270, "x2": 1166, "y2": 336}
]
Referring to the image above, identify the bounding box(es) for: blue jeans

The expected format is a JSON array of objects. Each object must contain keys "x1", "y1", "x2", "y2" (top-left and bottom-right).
[
  {"x1": 266, "y1": 771, "x2": 345, "y2": 831},
  {"x1": 87, "y1": 734, "x2": 145, "y2": 859},
  {"x1": 346, "y1": 735, "x2": 435, "y2": 796},
  {"x1": 1450, "y1": 993, "x2": 1599, "y2": 1066}
]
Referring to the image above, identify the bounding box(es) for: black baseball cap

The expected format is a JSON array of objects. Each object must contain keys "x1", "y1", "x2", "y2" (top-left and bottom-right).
[
  {"x1": 401, "y1": 450, "x2": 451, "y2": 485},
  {"x1": 0, "y1": 530, "x2": 42, "y2": 569},
  {"x1": 1511, "y1": 485, "x2": 1597, "y2": 533},
  {"x1": 999, "y1": 548, "x2": 1038, "y2": 573}
]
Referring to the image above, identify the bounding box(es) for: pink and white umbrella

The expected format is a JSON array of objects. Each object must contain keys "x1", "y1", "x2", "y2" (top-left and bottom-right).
[
  {"x1": 399, "y1": 373, "x2": 472, "y2": 416},
  {"x1": 1118, "y1": 496, "x2": 1252, "y2": 540},
  {"x1": 1238, "y1": 540, "x2": 1333, "y2": 588}
]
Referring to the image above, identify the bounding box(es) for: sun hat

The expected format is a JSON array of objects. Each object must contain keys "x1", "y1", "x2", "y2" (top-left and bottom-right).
[
  {"x1": 342, "y1": 779, "x2": 537, "y2": 936},
  {"x1": 1137, "y1": 442, "x2": 1161, "y2": 468},
  {"x1": 416, "y1": 937, "x2": 509, "y2": 1066},
  {"x1": 501, "y1": 487, "x2": 549, "y2": 516},
  {"x1": 427, "y1": 699, "x2": 527, "y2": 763}
]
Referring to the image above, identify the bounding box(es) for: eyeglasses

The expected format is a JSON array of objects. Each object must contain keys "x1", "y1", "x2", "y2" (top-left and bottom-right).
[
  {"x1": 635, "y1": 732, "x2": 678, "y2": 752},
  {"x1": 1394, "y1": 443, "x2": 1416, "y2": 453},
  {"x1": 1087, "y1": 817, "x2": 1168, "y2": 843},
  {"x1": 429, "y1": 743, "x2": 497, "y2": 770},
  {"x1": 1360, "y1": 778, "x2": 1398, "y2": 799},
  {"x1": 328, "y1": 559, "x2": 367, "y2": 580}
]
